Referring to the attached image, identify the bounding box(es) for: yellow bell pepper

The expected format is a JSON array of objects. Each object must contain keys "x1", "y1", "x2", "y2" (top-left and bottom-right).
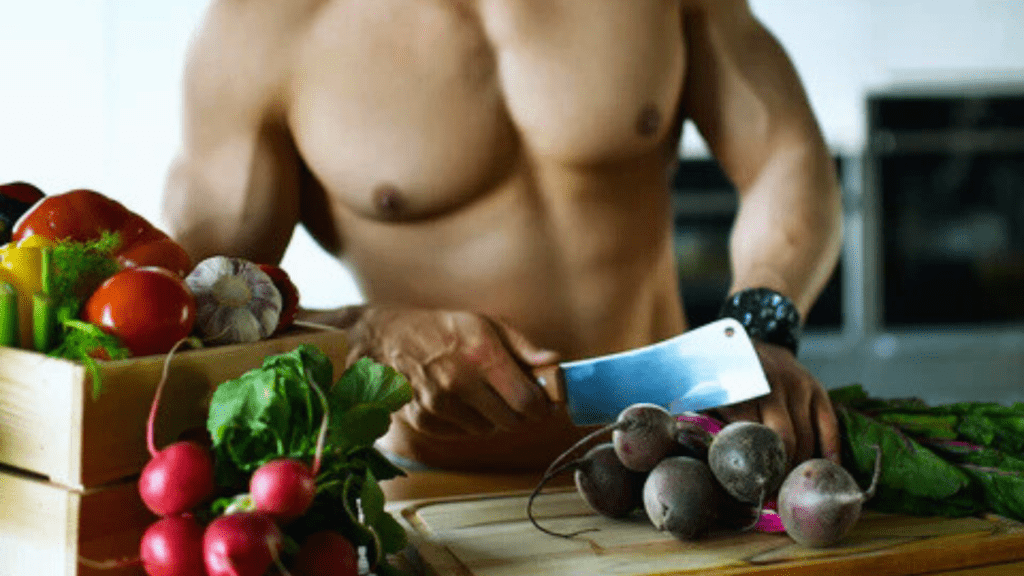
[{"x1": 0, "y1": 235, "x2": 55, "y2": 348}]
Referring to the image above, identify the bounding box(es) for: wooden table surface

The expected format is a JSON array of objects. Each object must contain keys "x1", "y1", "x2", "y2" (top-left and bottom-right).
[{"x1": 381, "y1": 470, "x2": 1024, "y2": 576}]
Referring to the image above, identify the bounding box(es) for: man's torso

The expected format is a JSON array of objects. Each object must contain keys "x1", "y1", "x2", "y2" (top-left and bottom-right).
[{"x1": 193, "y1": 0, "x2": 696, "y2": 468}]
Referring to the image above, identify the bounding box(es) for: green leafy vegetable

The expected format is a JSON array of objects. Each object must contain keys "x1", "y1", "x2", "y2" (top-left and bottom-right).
[
  {"x1": 832, "y1": 384, "x2": 1024, "y2": 521},
  {"x1": 48, "y1": 231, "x2": 120, "y2": 323},
  {"x1": 206, "y1": 345, "x2": 413, "y2": 574}
]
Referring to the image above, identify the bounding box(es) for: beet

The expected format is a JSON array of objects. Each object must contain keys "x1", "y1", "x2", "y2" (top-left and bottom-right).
[
  {"x1": 642, "y1": 456, "x2": 719, "y2": 540},
  {"x1": 670, "y1": 420, "x2": 713, "y2": 462},
  {"x1": 527, "y1": 442, "x2": 645, "y2": 537},
  {"x1": 573, "y1": 443, "x2": 646, "y2": 519},
  {"x1": 611, "y1": 403, "x2": 680, "y2": 472},
  {"x1": 708, "y1": 421, "x2": 787, "y2": 506},
  {"x1": 527, "y1": 403, "x2": 690, "y2": 538},
  {"x1": 777, "y1": 446, "x2": 882, "y2": 547}
]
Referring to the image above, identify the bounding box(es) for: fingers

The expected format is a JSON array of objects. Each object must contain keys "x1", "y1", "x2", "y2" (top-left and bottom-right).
[
  {"x1": 491, "y1": 317, "x2": 560, "y2": 367},
  {"x1": 401, "y1": 401, "x2": 491, "y2": 438},
  {"x1": 814, "y1": 390, "x2": 842, "y2": 464},
  {"x1": 717, "y1": 355, "x2": 828, "y2": 468},
  {"x1": 473, "y1": 318, "x2": 552, "y2": 417},
  {"x1": 757, "y1": 397, "x2": 798, "y2": 469},
  {"x1": 402, "y1": 354, "x2": 521, "y2": 435},
  {"x1": 715, "y1": 400, "x2": 759, "y2": 424}
]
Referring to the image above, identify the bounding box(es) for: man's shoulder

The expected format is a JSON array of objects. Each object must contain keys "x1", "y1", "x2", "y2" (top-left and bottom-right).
[
  {"x1": 184, "y1": 0, "x2": 318, "y2": 113},
  {"x1": 678, "y1": 0, "x2": 751, "y2": 18}
]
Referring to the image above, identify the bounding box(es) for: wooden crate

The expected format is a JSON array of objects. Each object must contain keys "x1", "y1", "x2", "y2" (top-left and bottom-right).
[
  {"x1": 0, "y1": 329, "x2": 350, "y2": 575},
  {"x1": 0, "y1": 329, "x2": 349, "y2": 489},
  {"x1": 0, "y1": 466, "x2": 148, "y2": 576}
]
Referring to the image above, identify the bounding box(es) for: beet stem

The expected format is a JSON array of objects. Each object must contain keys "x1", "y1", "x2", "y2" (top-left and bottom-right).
[
  {"x1": 863, "y1": 444, "x2": 883, "y2": 500},
  {"x1": 539, "y1": 422, "x2": 618, "y2": 482},
  {"x1": 742, "y1": 491, "x2": 767, "y2": 532},
  {"x1": 526, "y1": 459, "x2": 599, "y2": 539},
  {"x1": 145, "y1": 337, "x2": 192, "y2": 457}
]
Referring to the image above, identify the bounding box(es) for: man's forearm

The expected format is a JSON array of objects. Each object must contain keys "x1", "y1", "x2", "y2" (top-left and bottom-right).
[
  {"x1": 727, "y1": 139, "x2": 843, "y2": 319},
  {"x1": 297, "y1": 304, "x2": 369, "y2": 331}
]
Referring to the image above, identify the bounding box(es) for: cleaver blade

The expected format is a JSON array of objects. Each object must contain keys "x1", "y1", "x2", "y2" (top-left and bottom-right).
[{"x1": 533, "y1": 318, "x2": 771, "y2": 426}]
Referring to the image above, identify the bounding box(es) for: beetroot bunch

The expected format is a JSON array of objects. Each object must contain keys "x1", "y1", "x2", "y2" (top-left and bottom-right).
[
  {"x1": 131, "y1": 344, "x2": 411, "y2": 576},
  {"x1": 529, "y1": 403, "x2": 879, "y2": 547}
]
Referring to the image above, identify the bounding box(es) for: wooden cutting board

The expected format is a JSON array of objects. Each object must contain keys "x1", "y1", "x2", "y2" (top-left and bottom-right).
[{"x1": 394, "y1": 488, "x2": 1024, "y2": 576}]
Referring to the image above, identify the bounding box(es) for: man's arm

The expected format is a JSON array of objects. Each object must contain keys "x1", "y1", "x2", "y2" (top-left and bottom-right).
[
  {"x1": 680, "y1": 0, "x2": 843, "y2": 465},
  {"x1": 681, "y1": 1, "x2": 842, "y2": 312},
  {"x1": 162, "y1": 2, "x2": 301, "y2": 266}
]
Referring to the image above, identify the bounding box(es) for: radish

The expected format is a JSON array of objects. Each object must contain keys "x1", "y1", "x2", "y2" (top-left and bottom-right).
[
  {"x1": 250, "y1": 458, "x2": 317, "y2": 523},
  {"x1": 290, "y1": 530, "x2": 360, "y2": 576},
  {"x1": 139, "y1": 339, "x2": 214, "y2": 516},
  {"x1": 778, "y1": 445, "x2": 882, "y2": 548},
  {"x1": 140, "y1": 441, "x2": 217, "y2": 517},
  {"x1": 707, "y1": 421, "x2": 787, "y2": 507},
  {"x1": 203, "y1": 511, "x2": 284, "y2": 576},
  {"x1": 140, "y1": 515, "x2": 206, "y2": 576},
  {"x1": 250, "y1": 368, "x2": 330, "y2": 522}
]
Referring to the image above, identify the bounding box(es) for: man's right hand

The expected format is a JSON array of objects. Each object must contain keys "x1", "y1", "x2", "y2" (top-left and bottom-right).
[{"x1": 341, "y1": 307, "x2": 558, "y2": 438}]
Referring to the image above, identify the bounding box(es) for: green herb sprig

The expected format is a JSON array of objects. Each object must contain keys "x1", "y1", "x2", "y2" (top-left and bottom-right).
[{"x1": 41, "y1": 232, "x2": 129, "y2": 393}]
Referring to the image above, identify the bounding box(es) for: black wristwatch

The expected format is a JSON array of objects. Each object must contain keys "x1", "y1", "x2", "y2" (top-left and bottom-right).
[{"x1": 718, "y1": 287, "x2": 801, "y2": 355}]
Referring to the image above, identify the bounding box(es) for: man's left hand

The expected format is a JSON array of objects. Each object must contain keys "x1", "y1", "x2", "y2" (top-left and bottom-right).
[{"x1": 715, "y1": 341, "x2": 841, "y2": 469}]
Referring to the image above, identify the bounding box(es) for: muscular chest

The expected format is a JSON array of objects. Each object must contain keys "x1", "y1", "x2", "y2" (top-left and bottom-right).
[{"x1": 288, "y1": 0, "x2": 686, "y2": 220}]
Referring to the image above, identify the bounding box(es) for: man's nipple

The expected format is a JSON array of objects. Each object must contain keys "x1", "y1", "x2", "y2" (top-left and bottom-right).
[
  {"x1": 636, "y1": 103, "x2": 662, "y2": 137},
  {"x1": 373, "y1": 183, "x2": 404, "y2": 219}
]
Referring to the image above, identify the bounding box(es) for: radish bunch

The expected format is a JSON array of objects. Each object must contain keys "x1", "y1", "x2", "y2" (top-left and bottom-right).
[
  {"x1": 134, "y1": 343, "x2": 362, "y2": 576},
  {"x1": 529, "y1": 403, "x2": 878, "y2": 547}
]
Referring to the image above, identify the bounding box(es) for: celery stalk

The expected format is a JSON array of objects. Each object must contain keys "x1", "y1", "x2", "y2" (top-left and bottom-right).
[
  {"x1": 40, "y1": 246, "x2": 53, "y2": 296},
  {"x1": 33, "y1": 291, "x2": 56, "y2": 352},
  {"x1": 0, "y1": 282, "x2": 18, "y2": 348}
]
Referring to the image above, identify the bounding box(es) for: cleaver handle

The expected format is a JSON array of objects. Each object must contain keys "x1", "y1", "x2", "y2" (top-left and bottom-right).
[{"x1": 532, "y1": 364, "x2": 566, "y2": 404}]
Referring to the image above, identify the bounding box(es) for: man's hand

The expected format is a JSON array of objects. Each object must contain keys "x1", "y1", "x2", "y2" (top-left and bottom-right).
[
  {"x1": 343, "y1": 307, "x2": 556, "y2": 439},
  {"x1": 716, "y1": 341, "x2": 840, "y2": 468}
]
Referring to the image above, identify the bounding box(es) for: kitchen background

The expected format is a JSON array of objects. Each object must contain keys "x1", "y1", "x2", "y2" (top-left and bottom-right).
[{"x1": 1, "y1": 1, "x2": 1022, "y2": 404}]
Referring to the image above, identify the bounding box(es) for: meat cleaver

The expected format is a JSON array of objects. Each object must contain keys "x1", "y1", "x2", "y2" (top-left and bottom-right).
[{"x1": 533, "y1": 318, "x2": 770, "y2": 425}]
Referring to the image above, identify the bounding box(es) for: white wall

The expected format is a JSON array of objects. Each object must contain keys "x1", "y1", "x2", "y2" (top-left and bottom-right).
[
  {"x1": 0, "y1": 0, "x2": 362, "y2": 308},
  {"x1": 3, "y1": 1, "x2": 1023, "y2": 307}
]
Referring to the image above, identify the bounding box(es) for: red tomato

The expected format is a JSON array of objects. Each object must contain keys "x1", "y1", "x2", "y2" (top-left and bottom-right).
[{"x1": 83, "y1": 267, "x2": 197, "y2": 357}]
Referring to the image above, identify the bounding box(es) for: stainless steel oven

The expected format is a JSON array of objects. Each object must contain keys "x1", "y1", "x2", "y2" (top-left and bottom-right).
[{"x1": 673, "y1": 89, "x2": 1024, "y2": 404}]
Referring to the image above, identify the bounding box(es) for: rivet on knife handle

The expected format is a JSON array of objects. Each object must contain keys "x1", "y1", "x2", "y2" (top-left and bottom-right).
[{"x1": 533, "y1": 364, "x2": 565, "y2": 404}]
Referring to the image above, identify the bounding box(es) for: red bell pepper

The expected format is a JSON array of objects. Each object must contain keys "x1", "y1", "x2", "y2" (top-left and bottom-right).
[
  {"x1": 257, "y1": 263, "x2": 300, "y2": 335},
  {"x1": 0, "y1": 181, "x2": 45, "y2": 244},
  {"x1": 11, "y1": 189, "x2": 192, "y2": 277}
]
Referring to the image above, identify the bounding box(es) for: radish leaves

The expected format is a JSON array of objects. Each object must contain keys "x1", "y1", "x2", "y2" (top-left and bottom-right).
[{"x1": 205, "y1": 345, "x2": 412, "y2": 573}]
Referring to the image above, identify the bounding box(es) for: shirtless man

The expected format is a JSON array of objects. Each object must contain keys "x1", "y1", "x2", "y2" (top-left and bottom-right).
[{"x1": 163, "y1": 0, "x2": 844, "y2": 472}]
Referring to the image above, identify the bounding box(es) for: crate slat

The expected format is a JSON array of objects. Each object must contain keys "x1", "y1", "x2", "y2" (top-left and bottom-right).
[{"x1": 0, "y1": 329, "x2": 349, "y2": 489}]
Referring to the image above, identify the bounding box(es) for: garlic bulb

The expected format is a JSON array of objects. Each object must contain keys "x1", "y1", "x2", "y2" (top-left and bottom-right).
[{"x1": 186, "y1": 256, "x2": 283, "y2": 345}]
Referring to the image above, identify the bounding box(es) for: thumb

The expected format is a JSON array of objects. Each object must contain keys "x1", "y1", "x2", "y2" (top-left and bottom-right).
[{"x1": 489, "y1": 317, "x2": 560, "y2": 367}]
